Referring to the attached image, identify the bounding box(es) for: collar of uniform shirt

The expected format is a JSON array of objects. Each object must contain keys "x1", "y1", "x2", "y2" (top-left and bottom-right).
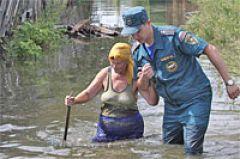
[{"x1": 143, "y1": 43, "x2": 155, "y2": 60}]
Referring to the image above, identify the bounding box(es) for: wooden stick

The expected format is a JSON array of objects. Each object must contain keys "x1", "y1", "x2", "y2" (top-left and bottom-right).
[
  {"x1": 63, "y1": 105, "x2": 71, "y2": 141},
  {"x1": 63, "y1": 91, "x2": 73, "y2": 141}
]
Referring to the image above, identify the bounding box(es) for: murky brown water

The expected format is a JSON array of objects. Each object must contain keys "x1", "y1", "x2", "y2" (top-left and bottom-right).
[{"x1": 0, "y1": 0, "x2": 239, "y2": 159}]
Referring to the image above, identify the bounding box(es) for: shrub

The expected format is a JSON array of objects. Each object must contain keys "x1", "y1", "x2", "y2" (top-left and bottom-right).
[
  {"x1": 3, "y1": 1, "x2": 65, "y2": 60},
  {"x1": 185, "y1": 0, "x2": 240, "y2": 74}
]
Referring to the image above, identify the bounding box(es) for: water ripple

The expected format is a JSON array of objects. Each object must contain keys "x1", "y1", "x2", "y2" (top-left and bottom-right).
[{"x1": 0, "y1": 124, "x2": 36, "y2": 133}]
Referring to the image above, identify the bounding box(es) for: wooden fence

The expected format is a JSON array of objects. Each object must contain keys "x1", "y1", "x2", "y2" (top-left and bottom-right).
[{"x1": 0, "y1": 0, "x2": 46, "y2": 37}]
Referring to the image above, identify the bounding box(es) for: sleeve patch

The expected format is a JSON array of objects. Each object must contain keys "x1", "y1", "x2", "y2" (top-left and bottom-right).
[
  {"x1": 179, "y1": 31, "x2": 187, "y2": 42},
  {"x1": 184, "y1": 33, "x2": 199, "y2": 45}
]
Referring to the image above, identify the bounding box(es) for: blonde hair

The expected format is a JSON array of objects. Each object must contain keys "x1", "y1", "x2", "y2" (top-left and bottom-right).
[{"x1": 108, "y1": 42, "x2": 133, "y2": 84}]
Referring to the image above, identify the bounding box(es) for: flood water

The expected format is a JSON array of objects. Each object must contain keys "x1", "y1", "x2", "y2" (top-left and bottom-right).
[{"x1": 0, "y1": 0, "x2": 240, "y2": 159}]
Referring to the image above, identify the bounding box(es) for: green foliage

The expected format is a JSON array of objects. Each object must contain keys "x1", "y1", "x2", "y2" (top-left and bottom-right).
[
  {"x1": 4, "y1": 1, "x2": 65, "y2": 60},
  {"x1": 5, "y1": 21, "x2": 63, "y2": 59},
  {"x1": 185, "y1": 0, "x2": 240, "y2": 74},
  {"x1": 186, "y1": 0, "x2": 240, "y2": 45}
]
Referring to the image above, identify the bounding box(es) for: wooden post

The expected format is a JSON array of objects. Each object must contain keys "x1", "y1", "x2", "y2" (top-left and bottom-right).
[
  {"x1": 13, "y1": 0, "x2": 20, "y2": 19},
  {"x1": 0, "y1": 0, "x2": 20, "y2": 37},
  {"x1": 0, "y1": 0, "x2": 8, "y2": 37},
  {"x1": 0, "y1": 0, "x2": 59, "y2": 38},
  {"x1": 1, "y1": 0, "x2": 14, "y2": 37},
  {"x1": 28, "y1": 0, "x2": 34, "y2": 20}
]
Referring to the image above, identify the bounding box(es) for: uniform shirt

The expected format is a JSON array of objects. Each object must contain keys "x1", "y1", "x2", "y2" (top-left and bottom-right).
[
  {"x1": 133, "y1": 25, "x2": 211, "y2": 105},
  {"x1": 144, "y1": 43, "x2": 155, "y2": 60}
]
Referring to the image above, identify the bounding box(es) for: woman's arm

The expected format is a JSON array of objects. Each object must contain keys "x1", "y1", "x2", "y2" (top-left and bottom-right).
[
  {"x1": 135, "y1": 63, "x2": 159, "y2": 106},
  {"x1": 134, "y1": 80, "x2": 159, "y2": 106},
  {"x1": 65, "y1": 67, "x2": 108, "y2": 105}
]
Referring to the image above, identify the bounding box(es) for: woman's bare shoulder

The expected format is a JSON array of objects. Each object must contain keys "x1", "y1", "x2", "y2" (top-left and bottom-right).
[{"x1": 96, "y1": 66, "x2": 109, "y2": 79}]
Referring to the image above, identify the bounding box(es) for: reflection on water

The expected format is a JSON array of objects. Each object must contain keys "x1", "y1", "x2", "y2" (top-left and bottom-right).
[
  {"x1": 91, "y1": 0, "x2": 197, "y2": 27},
  {"x1": 0, "y1": 0, "x2": 239, "y2": 159}
]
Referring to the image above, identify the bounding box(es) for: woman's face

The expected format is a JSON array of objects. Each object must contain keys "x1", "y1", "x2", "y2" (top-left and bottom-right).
[{"x1": 110, "y1": 59, "x2": 128, "y2": 74}]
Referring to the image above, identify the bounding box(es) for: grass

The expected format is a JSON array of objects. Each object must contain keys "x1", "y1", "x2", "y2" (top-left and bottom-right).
[{"x1": 185, "y1": 0, "x2": 240, "y2": 75}]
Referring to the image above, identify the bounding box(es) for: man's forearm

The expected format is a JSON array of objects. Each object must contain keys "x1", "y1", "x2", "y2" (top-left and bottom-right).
[{"x1": 205, "y1": 44, "x2": 231, "y2": 83}]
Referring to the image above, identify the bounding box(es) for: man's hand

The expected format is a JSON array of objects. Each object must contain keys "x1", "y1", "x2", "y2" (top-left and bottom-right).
[
  {"x1": 137, "y1": 63, "x2": 154, "y2": 90},
  {"x1": 227, "y1": 85, "x2": 240, "y2": 99},
  {"x1": 141, "y1": 63, "x2": 154, "y2": 80}
]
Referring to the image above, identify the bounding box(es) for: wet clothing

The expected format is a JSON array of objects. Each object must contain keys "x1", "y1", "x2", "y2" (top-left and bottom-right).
[
  {"x1": 92, "y1": 113, "x2": 144, "y2": 142},
  {"x1": 101, "y1": 67, "x2": 138, "y2": 117},
  {"x1": 133, "y1": 25, "x2": 212, "y2": 154},
  {"x1": 163, "y1": 91, "x2": 212, "y2": 154},
  {"x1": 93, "y1": 67, "x2": 144, "y2": 142}
]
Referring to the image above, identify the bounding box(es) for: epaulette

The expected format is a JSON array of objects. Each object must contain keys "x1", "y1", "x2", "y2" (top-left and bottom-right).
[
  {"x1": 160, "y1": 28, "x2": 176, "y2": 36},
  {"x1": 131, "y1": 41, "x2": 140, "y2": 54}
]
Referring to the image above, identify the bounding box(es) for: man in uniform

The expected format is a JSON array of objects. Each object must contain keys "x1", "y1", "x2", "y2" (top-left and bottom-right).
[{"x1": 121, "y1": 6, "x2": 240, "y2": 155}]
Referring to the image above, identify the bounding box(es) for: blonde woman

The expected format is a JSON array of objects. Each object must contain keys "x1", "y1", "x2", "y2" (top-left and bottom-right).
[{"x1": 65, "y1": 42, "x2": 158, "y2": 142}]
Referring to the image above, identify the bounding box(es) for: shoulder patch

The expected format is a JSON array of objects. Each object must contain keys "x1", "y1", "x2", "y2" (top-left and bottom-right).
[{"x1": 160, "y1": 28, "x2": 176, "y2": 36}]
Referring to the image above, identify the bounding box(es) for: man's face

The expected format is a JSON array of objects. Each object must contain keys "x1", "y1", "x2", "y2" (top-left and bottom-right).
[{"x1": 131, "y1": 23, "x2": 149, "y2": 43}]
